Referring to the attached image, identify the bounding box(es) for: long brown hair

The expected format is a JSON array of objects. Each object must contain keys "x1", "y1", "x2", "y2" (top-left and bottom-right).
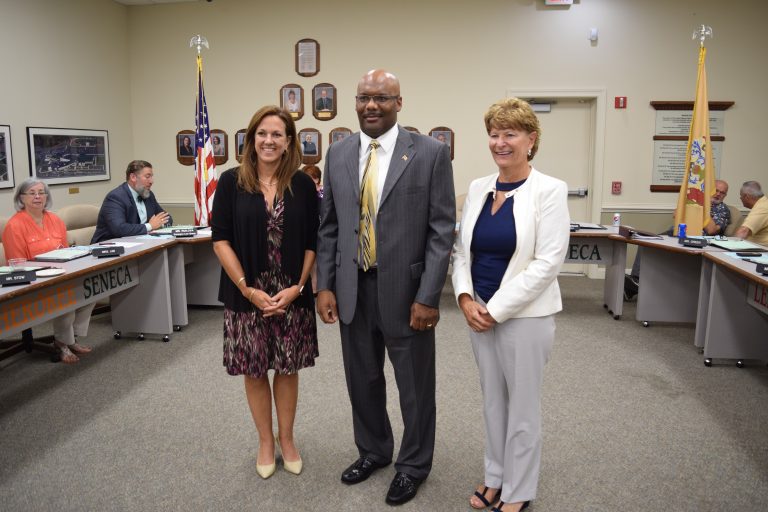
[{"x1": 238, "y1": 106, "x2": 301, "y2": 197}]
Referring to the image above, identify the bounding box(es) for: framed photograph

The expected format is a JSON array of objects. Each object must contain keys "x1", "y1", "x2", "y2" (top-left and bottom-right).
[
  {"x1": 312, "y1": 83, "x2": 337, "y2": 121},
  {"x1": 299, "y1": 128, "x2": 321, "y2": 165},
  {"x1": 0, "y1": 125, "x2": 15, "y2": 190},
  {"x1": 403, "y1": 126, "x2": 420, "y2": 134},
  {"x1": 27, "y1": 127, "x2": 110, "y2": 185},
  {"x1": 235, "y1": 129, "x2": 246, "y2": 163},
  {"x1": 280, "y1": 84, "x2": 304, "y2": 120},
  {"x1": 330, "y1": 127, "x2": 352, "y2": 146},
  {"x1": 210, "y1": 129, "x2": 228, "y2": 165},
  {"x1": 176, "y1": 130, "x2": 195, "y2": 166},
  {"x1": 295, "y1": 38, "x2": 319, "y2": 77},
  {"x1": 429, "y1": 126, "x2": 455, "y2": 160}
]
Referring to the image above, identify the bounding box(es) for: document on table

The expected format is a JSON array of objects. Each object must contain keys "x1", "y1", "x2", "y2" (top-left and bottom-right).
[
  {"x1": 92, "y1": 241, "x2": 142, "y2": 249},
  {"x1": 572, "y1": 222, "x2": 605, "y2": 230},
  {"x1": 709, "y1": 239, "x2": 766, "y2": 252}
]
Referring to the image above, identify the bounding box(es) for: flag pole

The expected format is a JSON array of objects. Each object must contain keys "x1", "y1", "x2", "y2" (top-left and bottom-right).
[
  {"x1": 673, "y1": 25, "x2": 714, "y2": 237},
  {"x1": 189, "y1": 35, "x2": 217, "y2": 227}
]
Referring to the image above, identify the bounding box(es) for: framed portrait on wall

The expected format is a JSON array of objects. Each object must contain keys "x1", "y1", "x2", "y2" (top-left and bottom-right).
[
  {"x1": 176, "y1": 130, "x2": 195, "y2": 166},
  {"x1": 210, "y1": 129, "x2": 228, "y2": 165},
  {"x1": 329, "y1": 127, "x2": 352, "y2": 146},
  {"x1": 281, "y1": 84, "x2": 304, "y2": 120},
  {"x1": 429, "y1": 126, "x2": 454, "y2": 160},
  {"x1": 312, "y1": 83, "x2": 337, "y2": 121},
  {"x1": 295, "y1": 38, "x2": 319, "y2": 77},
  {"x1": 235, "y1": 129, "x2": 246, "y2": 163},
  {"x1": 0, "y1": 125, "x2": 15, "y2": 190},
  {"x1": 298, "y1": 128, "x2": 321, "y2": 165},
  {"x1": 27, "y1": 127, "x2": 111, "y2": 185}
]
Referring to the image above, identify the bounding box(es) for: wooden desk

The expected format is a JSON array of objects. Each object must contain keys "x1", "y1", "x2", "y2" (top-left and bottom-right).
[
  {"x1": 0, "y1": 237, "x2": 182, "y2": 344},
  {"x1": 178, "y1": 231, "x2": 223, "y2": 307},
  {"x1": 628, "y1": 236, "x2": 725, "y2": 326},
  {"x1": 566, "y1": 227, "x2": 627, "y2": 319},
  {"x1": 696, "y1": 252, "x2": 768, "y2": 367}
]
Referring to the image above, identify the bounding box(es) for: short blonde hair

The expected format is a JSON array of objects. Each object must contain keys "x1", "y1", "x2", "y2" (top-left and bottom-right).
[{"x1": 484, "y1": 98, "x2": 541, "y2": 161}]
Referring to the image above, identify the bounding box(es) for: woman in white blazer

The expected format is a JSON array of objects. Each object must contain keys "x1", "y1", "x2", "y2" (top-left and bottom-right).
[{"x1": 453, "y1": 98, "x2": 570, "y2": 512}]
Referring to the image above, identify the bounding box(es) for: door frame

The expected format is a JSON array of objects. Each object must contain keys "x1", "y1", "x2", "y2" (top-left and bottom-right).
[{"x1": 507, "y1": 88, "x2": 607, "y2": 278}]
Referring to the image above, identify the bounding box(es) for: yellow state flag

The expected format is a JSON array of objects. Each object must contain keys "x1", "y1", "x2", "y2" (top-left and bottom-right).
[{"x1": 674, "y1": 46, "x2": 715, "y2": 236}]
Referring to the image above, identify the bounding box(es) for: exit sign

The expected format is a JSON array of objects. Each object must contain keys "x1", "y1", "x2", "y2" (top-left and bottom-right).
[{"x1": 545, "y1": 0, "x2": 573, "y2": 5}]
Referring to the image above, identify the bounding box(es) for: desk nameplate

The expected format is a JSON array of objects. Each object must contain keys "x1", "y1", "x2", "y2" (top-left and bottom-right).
[
  {"x1": 0, "y1": 260, "x2": 139, "y2": 338},
  {"x1": 565, "y1": 239, "x2": 613, "y2": 264},
  {"x1": 747, "y1": 282, "x2": 768, "y2": 316}
]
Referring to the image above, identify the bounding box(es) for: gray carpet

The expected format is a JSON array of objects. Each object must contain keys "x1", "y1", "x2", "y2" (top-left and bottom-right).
[{"x1": 1, "y1": 276, "x2": 766, "y2": 511}]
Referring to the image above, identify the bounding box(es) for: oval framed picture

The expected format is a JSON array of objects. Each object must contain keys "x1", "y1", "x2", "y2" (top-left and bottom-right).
[{"x1": 429, "y1": 126, "x2": 454, "y2": 160}]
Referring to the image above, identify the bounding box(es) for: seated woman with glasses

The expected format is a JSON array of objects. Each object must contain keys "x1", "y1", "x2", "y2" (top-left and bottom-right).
[{"x1": 2, "y1": 178, "x2": 95, "y2": 364}]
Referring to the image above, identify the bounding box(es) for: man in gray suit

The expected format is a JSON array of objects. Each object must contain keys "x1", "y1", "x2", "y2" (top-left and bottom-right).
[{"x1": 317, "y1": 70, "x2": 455, "y2": 506}]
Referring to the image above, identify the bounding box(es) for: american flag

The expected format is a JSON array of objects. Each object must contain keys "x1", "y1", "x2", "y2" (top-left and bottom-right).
[{"x1": 194, "y1": 54, "x2": 217, "y2": 226}]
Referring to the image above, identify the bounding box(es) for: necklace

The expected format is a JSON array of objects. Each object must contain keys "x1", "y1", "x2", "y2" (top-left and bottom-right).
[{"x1": 258, "y1": 178, "x2": 277, "y2": 187}]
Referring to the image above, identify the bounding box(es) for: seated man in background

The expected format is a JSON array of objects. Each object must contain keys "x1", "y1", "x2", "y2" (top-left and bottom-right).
[
  {"x1": 735, "y1": 180, "x2": 768, "y2": 246},
  {"x1": 703, "y1": 179, "x2": 731, "y2": 235},
  {"x1": 91, "y1": 160, "x2": 171, "y2": 243},
  {"x1": 624, "y1": 179, "x2": 731, "y2": 300}
]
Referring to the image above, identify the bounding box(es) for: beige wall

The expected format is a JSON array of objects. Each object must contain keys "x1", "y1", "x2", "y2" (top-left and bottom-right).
[
  {"x1": 0, "y1": 0, "x2": 132, "y2": 217},
  {"x1": 2, "y1": 0, "x2": 763, "y2": 229}
]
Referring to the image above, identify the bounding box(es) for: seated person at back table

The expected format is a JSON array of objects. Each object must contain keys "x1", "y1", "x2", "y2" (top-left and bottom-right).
[
  {"x1": 91, "y1": 160, "x2": 171, "y2": 243},
  {"x1": 735, "y1": 180, "x2": 768, "y2": 246},
  {"x1": 2, "y1": 178, "x2": 95, "y2": 364}
]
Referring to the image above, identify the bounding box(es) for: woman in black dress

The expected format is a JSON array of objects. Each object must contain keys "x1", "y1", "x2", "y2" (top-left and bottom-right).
[{"x1": 211, "y1": 106, "x2": 319, "y2": 479}]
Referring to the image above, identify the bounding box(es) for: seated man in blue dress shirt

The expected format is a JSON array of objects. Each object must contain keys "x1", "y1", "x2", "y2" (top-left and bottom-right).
[{"x1": 91, "y1": 160, "x2": 171, "y2": 243}]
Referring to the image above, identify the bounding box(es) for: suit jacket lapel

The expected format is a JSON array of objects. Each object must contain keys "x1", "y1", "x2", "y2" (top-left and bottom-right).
[
  {"x1": 380, "y1": 127, "x2": 414, "y2": 207},
  {"x1": 122, "y1": 183, "x2": 140, "y2": 223},
  {"x1": 344, "y1": 133, "x2": 362, "y2": 201}
]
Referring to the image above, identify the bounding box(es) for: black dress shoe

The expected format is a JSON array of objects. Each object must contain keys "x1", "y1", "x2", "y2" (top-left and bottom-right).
[
  {"x1": 341, "y1": 456, "x2": 389, "y2": 484},
  {"x1": 385, "y1": 472, "x2": 422, "y2": 506}
]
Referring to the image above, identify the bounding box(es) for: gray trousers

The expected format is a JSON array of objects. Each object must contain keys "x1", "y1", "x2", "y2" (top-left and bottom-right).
[
  {"x1": 470, "y1": 306, "x2": 555, "y2": 504},
  {"x1": 339, "y1": 270, "x2": 436, "y2": 480},
  {"x1": 53, "y1": 303, "x2": 96, "y2": 345}
]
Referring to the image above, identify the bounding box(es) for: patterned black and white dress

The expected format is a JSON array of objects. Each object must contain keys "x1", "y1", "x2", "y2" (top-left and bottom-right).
[{"x1": 223, "y1": 198, "x2": 318, "y2": 378}]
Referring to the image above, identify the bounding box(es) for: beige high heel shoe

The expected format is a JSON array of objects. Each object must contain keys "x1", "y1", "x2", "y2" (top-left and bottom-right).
[
  {"x1": 256, "y1": 443, "x2": 276, "y2": 479},
  {"x1": 275, "y1": 435, "x2": 303, "y2": 475}
]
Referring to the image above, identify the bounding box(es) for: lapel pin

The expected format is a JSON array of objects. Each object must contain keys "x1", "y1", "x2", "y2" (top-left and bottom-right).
[{"x1": 402, "y1": 155, "x2": 408, "y2": 161}]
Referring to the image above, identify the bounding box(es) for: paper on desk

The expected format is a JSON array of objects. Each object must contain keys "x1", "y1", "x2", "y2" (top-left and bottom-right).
[
  {"x1": 197, "y1": 228, "x2": 212, "y2": 235},
  {"x1": 137, "y1": 234, "x2": 174, "y2": 240},
  {"x1": 631, "y1": 233, "x2": 663, "y2": 240},
  {"x1": 92, "y1": 241, "x2": 142, "y2": 248},
  {"x1": 709, "y1": 239, "x2": 766, "y2": 251},
  {"x1": 573, "y1": 222, "x2": 605, "y2": 229}
]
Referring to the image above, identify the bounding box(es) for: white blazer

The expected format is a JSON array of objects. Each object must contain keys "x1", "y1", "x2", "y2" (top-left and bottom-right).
[{"x1": 452, "y1": 168, "x2": 571, "y2": 323}]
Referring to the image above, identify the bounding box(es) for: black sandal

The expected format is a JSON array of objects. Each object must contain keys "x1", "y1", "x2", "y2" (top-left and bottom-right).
[
  {"x1": 491, "y1": 501, "x2": 531, "y2": 512},
  {"x1": 472, "y1": 486, "x2": 501, "y2": 509}
]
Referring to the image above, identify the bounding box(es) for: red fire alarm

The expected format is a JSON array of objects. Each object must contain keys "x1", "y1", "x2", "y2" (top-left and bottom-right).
[
  {"x1": 612, "y1": 181, "x2": 622, "y2": 195},
  {"x1": 614, "y1": 97, "x2": 627, "y2": 109}
]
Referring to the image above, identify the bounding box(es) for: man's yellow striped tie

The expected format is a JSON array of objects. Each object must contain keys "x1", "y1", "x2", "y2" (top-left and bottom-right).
[{"x1": 359, "y1": 140, "x2": 379, "y2": 271}]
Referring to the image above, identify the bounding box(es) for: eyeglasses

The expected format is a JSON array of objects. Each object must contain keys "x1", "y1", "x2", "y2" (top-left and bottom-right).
[
  {"x1": 22, "y1": 191, "x2": 47, "y2": 197},
  {"x1": 714, "y1": 189, "x2": 727, "y2": 195},
  {"x1": 355, "y1": 95, "x2": 399, "y2": 105}
]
